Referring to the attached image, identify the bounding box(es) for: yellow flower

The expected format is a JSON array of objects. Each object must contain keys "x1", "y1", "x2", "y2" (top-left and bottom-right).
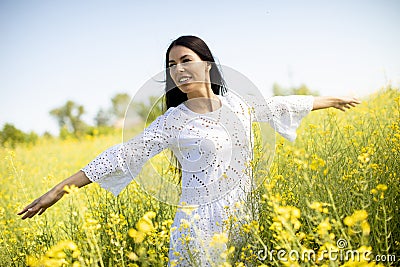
[
  {"x1": 310, "y1": 202, "x2": 323, "y2": 212},
  {"x1": 293, "y1": 220, "x2": 301, "y2": 230},
  {"x1": 353, "y1": 210, "x2": 368, "y2": 222},
  {"x1": 179, "y1": 219, "x2": 190, "y2": 230},
  {"x1": 83, "y1": 217, "x2": 101, "y2": 231},
  {"x1": 357, "y1": 153, "x2": 370, "y2": 164},
  {"x1": 317, "y1": 218, "x2": 332, "y2": 236},
  {"x1": 376, "y1": 184, "x2": 387, "y2": 191},
  {"x1": 136, "y1": 218, "x2": 154, "y2": 234},
  {"x1": 144, "y1": 211, "x2": 156, "y2": 219},
  {"x1": 310, "y1": 156, "x2": 326, "y2": 170},
  {"x1": 128, "y1": 228, "x2": 145, "y2": 243},
  {"x1": 63, "y1": 184, "x2": 79, "y2": 194},
  {"x1": 135, "y1": 211, "x2": 156, "y2": 234},
  {"x1": 291, "y1": 207, "x2": 301, "y2": 219},
  {"x1": 170, "y1": 260, "x2": 178, "y2": 267},
  {"x1": 344, "y1": 210, "x2": 368, "y2": 228},
  {"x1": 210, "y1": 232, "x2": 228, "y2": 247},
  {"x1": 128, "y1": 252, "x2": 139, "y2": 261},
  {"x1": 26, "y1": 256, "x2": 39, "y2": 266},
  {"x1": 26, "y1": 240, "x2": 80, "y2": 267},
  {"x1": 361, "y1": 221, "x2": 370, "y2": 236},
  {"x1": 344, "y1": 216, "x2": 355, "y2": 227}
]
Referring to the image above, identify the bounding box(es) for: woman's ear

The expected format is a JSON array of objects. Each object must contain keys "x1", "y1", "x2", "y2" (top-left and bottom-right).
[{"x1": 207, "y1": 62, "x2": 212, "y2": 70}]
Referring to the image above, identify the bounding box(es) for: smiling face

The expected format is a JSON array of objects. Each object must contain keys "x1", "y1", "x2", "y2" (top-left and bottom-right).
[{"x1": 168, "y1": 45, "x2": 212, "y2": 98}]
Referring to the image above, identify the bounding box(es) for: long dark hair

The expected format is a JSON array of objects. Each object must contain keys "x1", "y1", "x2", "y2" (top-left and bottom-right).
[
  {"x1": 163, "y1": 35, "x2": 228, "y2": 183},
  {"x1": 164, "y1": 35, "x2": 228, "y2": 110}
]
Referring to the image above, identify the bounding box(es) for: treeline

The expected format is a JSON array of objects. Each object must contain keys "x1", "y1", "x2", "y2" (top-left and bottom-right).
[
  {"x1": 48, "y1": 93, "x2": 163, "y2": 139},
  {"x1": 1, "y1": 92, "x2": 163, "y2": 147},
  {"x1": 1, "y1": 84, "x2": 318, "y2": 147},
  {"x1": 0, "y1": 124, "x2": 39, "y2": 148},
  {"x1": 272, "y1": 83, "x2": 319, "y2": 96}
]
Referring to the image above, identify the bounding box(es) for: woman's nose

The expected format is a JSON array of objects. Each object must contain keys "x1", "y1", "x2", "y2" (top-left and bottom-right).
[{"x1": 176, "y1": 63, "x2": 185, "y2": 72}]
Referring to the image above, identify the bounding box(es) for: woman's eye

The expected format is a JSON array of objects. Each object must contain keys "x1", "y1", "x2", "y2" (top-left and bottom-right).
[{"x1": 168, "y1": 58, "x2": 191, "y2": 68}]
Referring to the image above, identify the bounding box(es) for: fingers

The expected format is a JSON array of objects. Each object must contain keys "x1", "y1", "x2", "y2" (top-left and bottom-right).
[
  {"x1": 337, "y1": 104, "x2": 352, "y2": 112},
  {"x1": 343, "y1": 104, "x2": 352, "y2": 110},
  {"x1": 38, "y1": 208, "x2": 47, "y2": 216},
  {"x1": 20, "y1": 206, "x2": 40, "y2": 220},
  {"x1": 17, "y1": 200, "x2": 38, "y2": 215},
  {"x1": 17, "y1": 208, "x2": 28, "y2": 216},
  {"x1": 343, "y1": 98, "x2": 361, "y2": 105},
  {"x1": 349, "y1": 102, "x2": 358, "y2": 107},
  {"x1": 339, "y1": 104, "x2": 354, "y2": 111},
  {"x1": 19, "y1": 206, "x2": 48, "y2": 219},
  {"x1": 346, "y1": 96, "x2": 361, "y2": 102},
  {"x1": 336, "y1": 97, "x2": 362, "y2": 112},
  {"x1": 17, "y1": 199, "x2": 44, "y2": 219}
]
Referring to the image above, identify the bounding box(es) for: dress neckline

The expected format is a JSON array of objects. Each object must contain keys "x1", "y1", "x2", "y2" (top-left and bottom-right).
[{"x1": 180, "y1": 94, "x2": 224, "y2": 115}]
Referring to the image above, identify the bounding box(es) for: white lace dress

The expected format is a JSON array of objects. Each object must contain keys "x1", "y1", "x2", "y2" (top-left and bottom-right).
[{"x1": 81, "y1": 92, "x2": 314, "y2": 266}]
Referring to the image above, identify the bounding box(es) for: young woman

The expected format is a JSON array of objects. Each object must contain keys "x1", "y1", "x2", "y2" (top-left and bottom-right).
[{"x1": 18, "y1": 35, "x2": 360, "y2": 266}]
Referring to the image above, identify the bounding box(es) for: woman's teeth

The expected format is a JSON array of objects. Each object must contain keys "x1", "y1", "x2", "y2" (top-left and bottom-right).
[{"x1": 179, "y1": 77, "x2": 191, "y2": 83}]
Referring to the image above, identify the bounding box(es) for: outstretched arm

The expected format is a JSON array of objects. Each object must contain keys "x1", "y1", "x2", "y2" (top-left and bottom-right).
[
  {"x1": 17, "y1": 171, "x2": 91, "y2": 220},
  {"x1": 312, "y1": 96, "x2": 361, "y2": 112},
  {"x1": 18, "y1": 108, "x2": 175, "y2": 220}
]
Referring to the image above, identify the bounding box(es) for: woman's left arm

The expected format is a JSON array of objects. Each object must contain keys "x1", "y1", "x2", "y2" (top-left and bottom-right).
[{"x1": 312, "y1": 96, "x2": 361, "y2": 112}]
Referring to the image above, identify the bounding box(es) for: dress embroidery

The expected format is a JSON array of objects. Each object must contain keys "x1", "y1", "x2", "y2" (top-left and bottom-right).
[{"x1": 81, "y1": 92, "x2": 314, "y2": 266}]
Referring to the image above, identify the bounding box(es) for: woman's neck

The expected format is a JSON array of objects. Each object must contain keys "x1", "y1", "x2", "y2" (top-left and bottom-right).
[
  {"x1": 186, "y1": 83, "x2": 215, "y2": 100},
  {"x1": 184, "y1": 87, "x2": 221, "y2": 114}
]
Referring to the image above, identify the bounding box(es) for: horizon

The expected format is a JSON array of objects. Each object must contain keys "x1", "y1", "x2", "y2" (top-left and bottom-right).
[{"x1": 1, "y1": 0, "x2": 399, "y2": 135}]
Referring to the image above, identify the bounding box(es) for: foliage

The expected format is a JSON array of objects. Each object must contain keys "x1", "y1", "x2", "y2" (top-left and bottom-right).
[
  {"x1": 0, "y1": 123, "x2": 38, "y2": 148},
  {"x1": 94, "y1": 92, "x2": 161, "y2": 128},
  {"x1": 50, "y1": 100, "x2": 88, "y2": 137},
  {"x1": 95, "y1": 108, "x2": 111, "y2": 127},
  {"x1": 132, "y1": 95, "x2": 164, "y2": 124},
  {"x1": 0, "y1": 87, "x2": 398, "y2": 266},
  {"x1": 273, "y1": 83, "x2": 320, "y2": 96},
  {"x1": 111, "y1": 93, "x2": 131, "y2": 119}
]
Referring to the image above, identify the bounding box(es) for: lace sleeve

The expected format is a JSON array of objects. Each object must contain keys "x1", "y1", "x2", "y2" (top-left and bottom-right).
[
  {"x1": 250, "y1": 95, "x2": 314, "y2": 142},
  {"x1": 81, "y1": 108, "x2": 175, "y2": 196}
]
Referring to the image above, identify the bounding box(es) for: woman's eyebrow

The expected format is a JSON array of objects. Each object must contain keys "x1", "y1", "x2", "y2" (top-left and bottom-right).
[{"x1": 168, "y1": 55, "x2": 191, "y2": 63}]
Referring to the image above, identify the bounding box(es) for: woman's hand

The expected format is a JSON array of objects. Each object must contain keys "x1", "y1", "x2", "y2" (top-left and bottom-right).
[
  {"x1": 331, "y1": 96, "x2": 361, "y2": 111},
  {"x1": 312, "y1": 96, "x2": 361, "y2": 111},
  {"x1": 17, "y1": 170, "x2": 92, "y2": 220},
  {"x1": 17, "y1": 188, "x2": 65, "y2": 219}
]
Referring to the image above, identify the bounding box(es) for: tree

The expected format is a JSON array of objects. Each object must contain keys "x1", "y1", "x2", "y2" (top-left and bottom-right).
[
  {"x1": 0, "y1": 123, "x2": 38, "y2": 147},
  {"x1": 49, "y1": 100, "x2": 87, "y2": 136},
  {"x1": 94, "y1": 108, "x2": 111, "y2": 127},
  {"x1": 292, "y1": 84, "x2": 319, "y2": 95},
  {"x1": 272, "y1": 83, "x2": 291, "y2": 96},
  {"x1": 272, "y1": 83, "x2": 319, "y2": 96},
  {"x1": 93, "y1": 93, "x2": 163, "y2": 130},
  {"x1": 0, "y1": 123, "x2": 25, "y2": 147},
  {"x1": 111, "y1": 93, "x2": 131, "y2": 118},
  {"x1": 133, "y1": 95, "x2": 164, "y2": 124}
]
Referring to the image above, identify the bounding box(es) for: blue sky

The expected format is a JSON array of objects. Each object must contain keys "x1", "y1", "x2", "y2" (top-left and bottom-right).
[{"x1": 1, "y1": 0, "x2": 399, "y2": 134}]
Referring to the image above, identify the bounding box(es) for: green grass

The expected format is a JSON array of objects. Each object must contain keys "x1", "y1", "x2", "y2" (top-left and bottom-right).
[{"x1": 0, "y1": 87, "x2": 398, "y2": 266}]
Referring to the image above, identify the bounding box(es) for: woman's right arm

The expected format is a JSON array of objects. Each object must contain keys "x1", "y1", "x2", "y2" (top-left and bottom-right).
[
  {"x1": 17, "y1": 170, "x2": 91, "y2": 220},
  {"x1": 18, "y1": 108, "x2": 175, "y2": 220}
]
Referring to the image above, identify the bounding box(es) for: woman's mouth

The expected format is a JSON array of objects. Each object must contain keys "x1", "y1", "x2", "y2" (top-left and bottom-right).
[{"x1": 178, "y1": 76, "x2": 192, "y2": 84}]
